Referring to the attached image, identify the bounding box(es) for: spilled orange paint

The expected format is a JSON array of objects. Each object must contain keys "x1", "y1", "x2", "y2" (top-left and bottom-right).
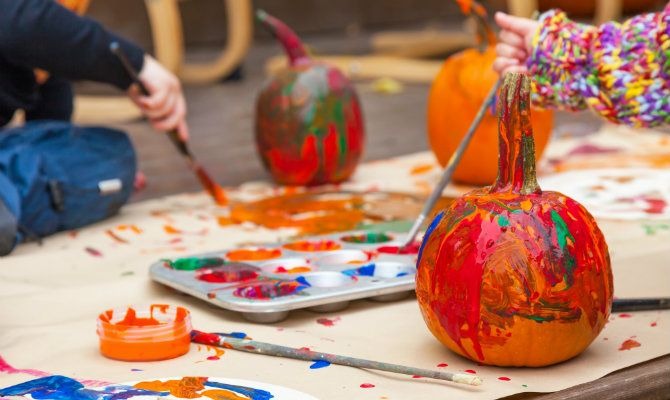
[
  {"x1": 619, "y1": 339, "x2": 641, "y2": 351},
  {"x1": 229, "y1": 190, "x2": 452, "y2": 236}
]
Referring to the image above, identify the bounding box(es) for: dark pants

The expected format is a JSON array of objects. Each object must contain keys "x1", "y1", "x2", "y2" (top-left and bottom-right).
[{"x1": 25, "y1": 75, "x2": 74, "y2": 122}]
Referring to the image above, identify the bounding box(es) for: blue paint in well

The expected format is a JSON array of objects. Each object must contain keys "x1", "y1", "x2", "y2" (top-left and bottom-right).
[
  {"x1": 342, "y1": 263, "x2": 375, "y2": 277},
  {"x1": 309, "y1": 360, "x2": 331, "y2": 369}
]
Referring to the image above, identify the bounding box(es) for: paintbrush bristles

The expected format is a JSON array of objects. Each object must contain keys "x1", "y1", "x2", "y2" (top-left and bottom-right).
[{"x1": 191, "y1": 331, "x2": 483, "y2": 387}]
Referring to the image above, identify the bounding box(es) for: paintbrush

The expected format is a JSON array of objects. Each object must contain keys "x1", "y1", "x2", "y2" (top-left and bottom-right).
[
  {"x1": 110, "y1": 42, "x2": 228, "y2": 206},
  {"x1": 401, "y1": 79, "x2": 502, "y2": 249},
  {"x1": 191, "y1": 330, "x2": 482, "y2": 386},
  {"x1": 612, "y1": 297, "x2": 670, "y2": 312}
]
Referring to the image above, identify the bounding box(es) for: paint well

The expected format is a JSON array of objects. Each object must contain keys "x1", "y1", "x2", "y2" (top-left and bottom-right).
[
  {"x1": 168, "y1": 257, "x2": 225, "y2": 271},
  {"x1": 343, "y1": 262, "x2": 415, "y2": 278},
  {"x1": 196, "y1": 263, "x2": 260, "y2": 283},
  {"x1": 313, "y1": 249, "x2": 371, "y2": 266},
  {"x1": 283, "y1": 240, "x2": 342, "y2": 252},
  {"x1": 233, "y1": 281, "x2": 308, "y2": 300},
  {"x1": 377, "y1": 242, "x2": 421, "y2": 254},
  {"x1": 341, "y1": 232, "x2": 393, "y2": 244},
  {"x1": 227, "y1": 248, "x2": 282, "y2": 261}
]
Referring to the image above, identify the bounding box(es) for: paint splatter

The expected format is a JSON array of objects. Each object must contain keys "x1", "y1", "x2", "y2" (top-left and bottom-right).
[
  {"x1": 618, "y1": 313, "x2": 633, "y2": 318},
  {"x1": 84, "y1": 247, "x2": 102, "y2": 257},
  {"x1": 130, "y1": 368, "x2": 143, "y2": 372},
  {"x1": 410, "y1": 163, "x2": 434, "y2": 175},
  {"x1": 0, "y1": 356, "x2": 50, "y2": 378},
  {"x1": 464, "y1": 369, "x2": 477, "y2": 374},
  {"x1": 206, "y1": 347, "x2": 225, "y2": 361},
  {"x1": 498, "y1": 376, "x2": 511, "y2": 381},
  {"x1": 309, "y1": 360, "x2": 331, "y2": 369},
  {"x1": 105, "y1": 229, "x2": 128, "y2": 244},
  {"x1": 316, "y1": 317, "x2": 340, "y2": 327},
  {"x1": 163, "y1": 225, "x2": 182, "y2": 234},
  {"x1": 360, "y1": 383, "x2": 375, "y2": 388},
  {"x1": 412, "y1": 375, "x2": 422, "y2": 379},
  {"x1": 651, "y1": 321, "x2": 658, "y2": 327},
  {"x1": 619, "y1": 339, "x2": 641, "y2": 351},
  {"x1": 217, "y1": 216, "x2": 236, "y2": 226},
  {"x1": 436, "y1": 363, "x2": 448, "y2": 368}
]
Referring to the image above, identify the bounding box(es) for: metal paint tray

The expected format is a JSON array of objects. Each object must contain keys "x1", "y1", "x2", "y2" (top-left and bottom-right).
[{"x1": 149, "y1": 230, "x2": 420, "y2": 323}]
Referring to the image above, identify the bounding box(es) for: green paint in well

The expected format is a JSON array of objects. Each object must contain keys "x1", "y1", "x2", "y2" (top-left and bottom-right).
[{"x1": 168, "y1": 257, "x2": 225, "y2": 271}]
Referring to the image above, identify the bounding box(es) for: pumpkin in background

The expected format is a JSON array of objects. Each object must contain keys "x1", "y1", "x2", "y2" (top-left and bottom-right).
[
  {"x1": 427, "y1": 0, "x2": 554, "y2": 186},
  {"x1": 416, "y1": 73, "x2": 612, "y2": 367},
  {"x1": 255, "y1": 10, "x2": 365, "y2": 186}
]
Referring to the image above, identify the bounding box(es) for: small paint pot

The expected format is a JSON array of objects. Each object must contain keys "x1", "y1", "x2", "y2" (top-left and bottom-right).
[{"x1": 97, "y1": 304, "x2": 191, "y2": 362}]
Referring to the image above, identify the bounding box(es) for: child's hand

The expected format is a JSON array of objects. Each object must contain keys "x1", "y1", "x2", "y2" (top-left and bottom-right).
[
  {"x1": 493, "y1": 12, "x2": 538, "y2": 75},
  {"x1": 128, "y1": 55, "x2": 190, "y2": 141}
]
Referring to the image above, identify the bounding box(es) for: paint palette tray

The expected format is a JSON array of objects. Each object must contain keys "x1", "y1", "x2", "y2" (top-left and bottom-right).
[{"x1": 150, "y1": 230, "x2": 422, "y2": 323}]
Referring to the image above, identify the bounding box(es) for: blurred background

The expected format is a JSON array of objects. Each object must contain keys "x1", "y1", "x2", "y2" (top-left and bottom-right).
[{"x1": 72, "y1": 0, "x2": 666, "y2": 201}]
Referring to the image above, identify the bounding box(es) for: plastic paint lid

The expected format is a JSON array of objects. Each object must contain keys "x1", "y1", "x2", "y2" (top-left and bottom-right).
[{"x1": 97, "y1": 304, "x2": 192, "y2": 362}]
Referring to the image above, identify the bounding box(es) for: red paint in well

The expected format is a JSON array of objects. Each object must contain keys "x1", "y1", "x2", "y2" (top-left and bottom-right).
[{"x1": 377, "y1": 242, "x2": 421, "y2": 255}]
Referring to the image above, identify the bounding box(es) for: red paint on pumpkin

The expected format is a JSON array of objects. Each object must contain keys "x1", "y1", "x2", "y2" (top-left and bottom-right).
[
  {"x1": 416, "y1": 74, "x2": 613, "y2": 367},
  {"x1": 255, "y1": 11, "x2": 364, "y2": 186}
]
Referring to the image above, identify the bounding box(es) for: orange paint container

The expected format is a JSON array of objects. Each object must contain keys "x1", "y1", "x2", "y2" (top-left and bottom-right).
[{"x1": 96, "y1": 304, "x2": 192, "y2": 362}]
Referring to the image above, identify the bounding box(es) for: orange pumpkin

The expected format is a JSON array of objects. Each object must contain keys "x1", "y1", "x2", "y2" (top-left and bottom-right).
[
  {"x1": 427, "y1": 0, "x2": 554, "y2": 185},
  {"x1": 417, "y1": 73, "x2": 612, "y2": 367}
]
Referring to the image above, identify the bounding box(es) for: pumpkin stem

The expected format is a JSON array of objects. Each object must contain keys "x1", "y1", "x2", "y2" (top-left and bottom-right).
[
  {"x1": 257, "y1": 10, "x2": 310, "y2": 66},
  {"x1": 492, "y1": 73, "x2": 541, "y2": 195},
  {"x1": 455, "y1": 0, "x2": 496, "y2": 51}
]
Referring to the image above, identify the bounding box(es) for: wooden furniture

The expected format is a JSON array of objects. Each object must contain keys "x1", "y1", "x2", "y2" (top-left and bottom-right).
[{"x1": 144, "y1": 0, "x2": 253, "y2": 83}]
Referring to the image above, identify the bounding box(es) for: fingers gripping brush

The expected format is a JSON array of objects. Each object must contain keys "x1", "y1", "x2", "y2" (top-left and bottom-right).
[{"x1": 110, "y1": 42, "x2": 228, "y2": 206}]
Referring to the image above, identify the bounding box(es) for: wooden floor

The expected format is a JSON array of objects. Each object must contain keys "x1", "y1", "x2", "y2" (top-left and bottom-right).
[{"x1": 77, "y1": 35, "x2": 602, "y2": 202}]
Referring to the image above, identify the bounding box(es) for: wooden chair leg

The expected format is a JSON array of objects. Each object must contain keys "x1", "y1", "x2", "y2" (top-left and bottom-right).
[
  {"x1": 179, "y1": 0, "x2": 253, "y2": 83},
  {"x1": 144, "y1": 0, "x2": 184, "y2": 73},
  {"x1": 507, "y1": 0, "x2": 538, "y2": 17}
]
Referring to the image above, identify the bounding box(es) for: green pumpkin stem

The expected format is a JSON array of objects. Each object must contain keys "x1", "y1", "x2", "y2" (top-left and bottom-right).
[
  {"x1": 257, "y1": 10, "x2": 309, "y2": 66},
  {"x1": 492, "y1": 73, "x2": 541, "y2": 195}
]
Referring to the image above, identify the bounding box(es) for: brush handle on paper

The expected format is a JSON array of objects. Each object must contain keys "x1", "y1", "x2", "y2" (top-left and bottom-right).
[
  {"x1": 612, "y1": 297, "x2": 670, "y2": 312},
  {"x1": 110, "y1": 42, "x2": 193, "y2": 162},
  {"x1": 402, "y1": 79, "x2": 501, "y2": 248},
  {"x1": 191, "y1": 331, "x2": 482, "y2": 386}
]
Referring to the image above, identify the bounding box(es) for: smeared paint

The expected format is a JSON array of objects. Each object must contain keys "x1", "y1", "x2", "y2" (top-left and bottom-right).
[
  {"x1": 341, "y1": 232, "x2": 393, "y2": 244},
  {"x1": 0, "y1": 356, "x2": 50, "y2": 378},
  {"x1": 167, "y1": 257, "x2": 225, "y2": 271},
  {"x1": 359, "y1": 383, "x2": 375, "y2": 388},
  {"x1": 498, "y1": 376, "x2": 511, "y2": 381},
  {"x1": 464, "y1": 369, "x2": 477, "y2": 374},
  {"x1": 412, "y1": 375, "x2": 422, "y2": 379},
  {"x1": 416, "y1": 74, "x2": 613, "y2": 367},
  {"x1": 309, "y1": 360, "x2": 331, "y2": 369},
  {"x1": 619, "y1": 339, "x2": 641, "y2": 351},
  {"x1": 256, "y1": 12, "x2": 364, "y2": 186},
  {"x1": 85, "y1": 247, "x2": 102, "y2": 257},
  {"x1": 233, "y1": 280, "x2": 308, "y2": 300},
  {"x1": 436, "y1": 363, "x2": 449, "y2": 368},
  {"x1": 134, "y1": 377, "x2": 273, "y2": 399},
  {"x1": 0, "y1": 375, "x2": 158, "y2": 399},
  {"x1": 316, "y1": 317, "x2": 340, "y2": 327},
  {"x1": 206, "y1": 347, "x2": 225, "y2": 361},
  {"x1": 226, "y1": 248, "x2": 282, "y2": 262},
  {"x1": 196, "y1": 264, "x2": 260, "y2": 283},
  {"x1": 377, "y1": 242, "x2": 421, "y2": 255},
  {"x1": 283, "y1": 240, "x2": 341, "y2": 252},
  {"x1": 566, "y1": 143, "x2": 621, "y2": 156}
]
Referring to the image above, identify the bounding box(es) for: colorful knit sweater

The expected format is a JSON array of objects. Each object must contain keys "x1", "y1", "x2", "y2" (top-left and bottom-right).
[{"x1": 528, "y1": 5, "x2": 670, "y2": 127}]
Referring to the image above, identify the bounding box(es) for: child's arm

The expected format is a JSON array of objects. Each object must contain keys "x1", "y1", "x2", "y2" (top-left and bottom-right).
[
  {"x1": 0, "y1": 0, "x2": 188, "y2": 139},
  {"x1": 495, "y1": 8, "x2": 670, "y2": 128}
]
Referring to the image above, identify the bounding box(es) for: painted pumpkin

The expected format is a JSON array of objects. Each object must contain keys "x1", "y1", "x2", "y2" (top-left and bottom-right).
[
  {"x1": 416, "y1": 73, "x2": 613, "y2": 367},
  {"x1": 427, "y1": 0, "x2": 554, "y2": 186},
  {"x1": 255, "y1": 11, "x2": 365, "y2": 186}
]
